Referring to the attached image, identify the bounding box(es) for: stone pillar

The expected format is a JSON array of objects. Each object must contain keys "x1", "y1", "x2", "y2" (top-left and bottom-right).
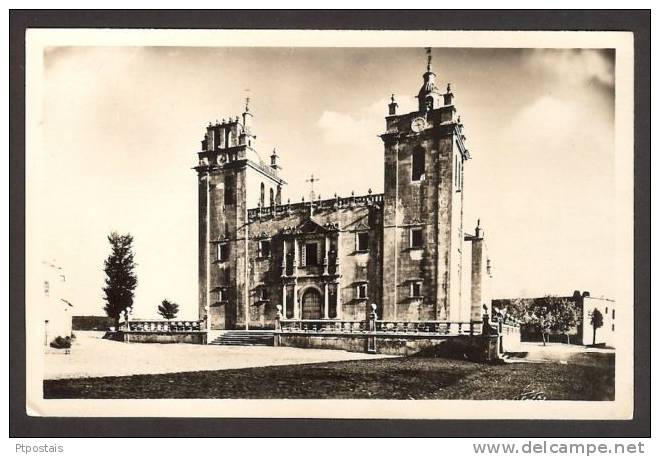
[
  {"x1": 281, "y1": 239, "x2": 287, "y2": 277},
  {"x1": 323, "y1": 235, "x2": 330, "y2": 275},
  {"x1": 282, "y1": 284, "x2": 287, "y2": 319},
  {"x1": 274, "y1": 305, "x2": 282, "y2": 347},
  {"x1": 293, "y1": 282, "x2": 300, "y2": 319},
  {"x1": 324, "y1": 282, "x2": 329, "y2": 319},
  {"x1": 367, "y1": 303, "x2": 378, "y2": 353},
  {"x1": 336, "y1": 281, "x2": 342, "y2": 319},
  {"x1": 293, "y1": 237, "x2": 299, "y2": 276}
]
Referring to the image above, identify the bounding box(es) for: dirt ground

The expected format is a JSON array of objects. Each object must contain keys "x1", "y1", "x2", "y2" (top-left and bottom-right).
[{"x1": 43, "y1": 331, "x2": 392, "y2": 380}]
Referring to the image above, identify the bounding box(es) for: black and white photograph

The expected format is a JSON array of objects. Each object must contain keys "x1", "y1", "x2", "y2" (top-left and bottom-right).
[{"x1": 22, "y1": 28, "x2": 635, "y2": 420}]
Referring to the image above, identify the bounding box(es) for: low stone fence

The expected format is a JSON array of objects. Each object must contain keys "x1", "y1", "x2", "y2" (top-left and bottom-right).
[
  {"x1": 275, "y1": 306, "x2": 519, "y2": 362},
  {"x1": 109, "y1": 319, "x2": 206, "y2": 344}
]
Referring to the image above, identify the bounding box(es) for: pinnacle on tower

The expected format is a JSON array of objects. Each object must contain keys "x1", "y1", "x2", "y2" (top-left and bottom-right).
[
  {"x1": 418, "y1": 47, "x2": 442, "y2": 112},
  {"x1": 388, "y1": 93, "x2": 398, "y2": 115}
]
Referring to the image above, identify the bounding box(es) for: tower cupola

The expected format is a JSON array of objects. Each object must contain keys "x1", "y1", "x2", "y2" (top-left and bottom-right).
[{"x1": 417, "y1": 47, "x2": 443, "y2": 112}]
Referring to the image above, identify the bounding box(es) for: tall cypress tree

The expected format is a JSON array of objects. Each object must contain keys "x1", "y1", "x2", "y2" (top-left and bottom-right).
[{"x1": 103, "y1": 232, "x2": 138, "y2": 328}]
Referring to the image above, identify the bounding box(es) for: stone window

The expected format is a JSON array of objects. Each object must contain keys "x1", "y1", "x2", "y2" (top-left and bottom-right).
[
  {"x1": 269, "y1": 188, "x2": 275, "y2": 207},
  {"x1": 356, "y1": 284, "x2": 368, "y2": 299},
  {"x1": 304, "y1": 242, "x2": 319, "y2": 266},
  {"x1": 224, "y1": 176, "x2": 234, "y2": 205},
  {"x1": 218, "y1": 243, "x2": 229, "y2": 262},
  {"x1": 410, "y1": 227, "x2": 423, "y2": 248},
  {"x1": 260, "y1": 287, "x2": 270, "y2": 301},
  {"x1": 412, "y1": 147, "x2": 425, "y2": 181},
  {"x1": 612, "y1": 309, "x2": 615, "y2": 319},
  {"x1": 612, "y1": 324, "x2": 615, "y2": 332},
  {"x1": 260, "y1": 182, "x2": 265, "y2": 207},
  {"x1": 356, "y1": 232, "x2": 369, "y2": 252},
  {"x1": 454, "y1": 154, "x2": 462, "y2": 192},
  {"x1": 410, "y1": 281, "x2": 422, "y2": 298},
  {"x1": 258, "y1": 240, "x2": 271, "y2": 258},
  {"x1": 605, "y1": 307, "x2": 608, "y2": 315}
]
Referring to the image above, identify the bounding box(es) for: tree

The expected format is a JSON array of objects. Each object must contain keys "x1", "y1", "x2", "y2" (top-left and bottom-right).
[
  {"x1": 590, "y1": 308, "x2": 604, "y2": 346},
  {"x1": 158, "y1": 299, "x2": 179, "y2": 320},
  {"x1": 526, "y1": 298, "x2": 554, "y2": 346},
  {"x1": 523, "y1": 295, "x2": 580, "y2": 345},
  {"x1": 548, "y1": 297, "x2": 579, "y2": 344},
  {"x1": 102, "y1": 232, "x2": 138, "y2": 329}
]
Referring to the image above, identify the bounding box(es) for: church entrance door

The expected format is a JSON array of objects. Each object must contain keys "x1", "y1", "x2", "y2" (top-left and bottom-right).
[{"x1": 301, "y1": 288, "x2": 322, "y2": 320}]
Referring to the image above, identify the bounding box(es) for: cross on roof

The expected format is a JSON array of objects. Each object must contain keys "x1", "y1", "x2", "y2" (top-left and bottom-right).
[{"x1": 306, "y1": 174, "x2": 320, "y2": 201}]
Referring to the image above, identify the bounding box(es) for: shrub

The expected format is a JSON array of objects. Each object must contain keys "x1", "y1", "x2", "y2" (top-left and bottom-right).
[{"x1": 50, "y1": 336, "x2": 72, "y2": 349}]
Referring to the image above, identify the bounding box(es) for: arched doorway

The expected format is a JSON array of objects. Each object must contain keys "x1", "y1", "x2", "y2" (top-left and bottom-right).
[{"x1": 301, "y1": 288, "x2": 322, "y2": 320}]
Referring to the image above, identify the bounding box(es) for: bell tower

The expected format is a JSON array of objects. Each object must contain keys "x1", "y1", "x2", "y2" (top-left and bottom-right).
[
  {"x1": 195, "y1": 100, "x2": 285, "y2": 331},
  {"x1": 380, "y1": 48, "x2": 470, "y2": 321}
]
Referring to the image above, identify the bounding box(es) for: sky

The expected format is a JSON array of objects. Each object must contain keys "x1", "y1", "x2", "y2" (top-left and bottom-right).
[{"x1": 33, "y1": 46, "x2": 616, "y2": 319}]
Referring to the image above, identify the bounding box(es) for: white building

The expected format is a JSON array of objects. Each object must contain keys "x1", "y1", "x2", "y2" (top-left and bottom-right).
[
  {"x1": 580, "y1": 296, "x2": 615, "y2": 347},
  {"x1": 42, "y1": 260, "x2": 73, "y2": 346}
]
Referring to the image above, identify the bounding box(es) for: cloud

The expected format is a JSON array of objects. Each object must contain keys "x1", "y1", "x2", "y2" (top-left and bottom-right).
[
  {"x1": 317, "y1": 95, "x2": 417, "y2": 145},
  {"x1": 524, "y1": 49, "x2": 614, "y2": 88}
]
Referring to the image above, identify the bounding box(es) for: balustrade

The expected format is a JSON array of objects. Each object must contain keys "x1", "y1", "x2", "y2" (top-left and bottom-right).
[
  {"x1": 120, "y1": 320, "x2": 203, "y2": 333},
  {"x1": 279, "y1": 318, "x2": 483, "y2": 336},
  {"x1": 247, "y1": 192, "x2": 385, "y2": 221}
]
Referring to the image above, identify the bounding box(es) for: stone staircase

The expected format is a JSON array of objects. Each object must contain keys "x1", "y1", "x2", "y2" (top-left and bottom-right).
[{"x1": 208, "y1": 330, "x2": 275, "y2": 347}]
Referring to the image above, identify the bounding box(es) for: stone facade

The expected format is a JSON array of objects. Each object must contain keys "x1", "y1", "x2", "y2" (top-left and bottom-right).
[{"x1": 194, "y1": 58, "x2": 492, "y2": 331}]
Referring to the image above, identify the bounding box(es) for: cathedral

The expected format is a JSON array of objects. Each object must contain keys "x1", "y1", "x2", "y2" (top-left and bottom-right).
[{"x1": 194, "y1": 52, "x2": 492, "y2": 331}]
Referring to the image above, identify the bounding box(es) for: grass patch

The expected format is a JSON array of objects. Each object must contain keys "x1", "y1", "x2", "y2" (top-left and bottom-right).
[{"x1": 44, "y1": 352, "x2": 614, "y2": 400}]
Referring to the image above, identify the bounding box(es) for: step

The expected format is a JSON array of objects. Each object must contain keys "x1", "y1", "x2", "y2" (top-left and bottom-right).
[{"x1": 209, "y1": 331, "x2": 275, "y2": 347}]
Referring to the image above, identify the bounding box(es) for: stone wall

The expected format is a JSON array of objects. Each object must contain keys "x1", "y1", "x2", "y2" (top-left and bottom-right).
[
  {"x1": 278, "y1": 333, "x2": 502, "y2": 362},
  {"x1": 211, "y1": 200, "x2": 384, "y2": 329}
]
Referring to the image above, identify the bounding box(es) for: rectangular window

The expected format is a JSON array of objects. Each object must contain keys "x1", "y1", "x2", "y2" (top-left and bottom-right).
[
  {"x1": 612, "y1": 309, "x2": 615, "y2": 319},
  {"x1": 612, "y1": 324, "x2": 615, "y2": 332},
  {"x1": 260, "y1": 287, "x2": 270, "y2": 300},
  {"x1": 224, "y1": 176, "x2": 234, "y2": 205},
  {"x1": 410, "y1": 227, "x2": 423, "y2": 248},
  {"x1": 357, "y1": 284, "x2": 368, "y2": 299},
  {"x1": 412, "y1": 148, "x2": 425, "y2": 181},
  {"x1": 218, "y1": 243, "x2": 229, "y2": 262},
  {"x1": 605, "y1": 307, "x2": 609, "y2": 315},
  {"x1": 259, "y1": 240, "x2": 271, "y2": 258},
  {"x1": 357, "y1": 232, "x2": 369, "y2": 251},
  {"x1": 305, "y1": 242, "x2": 318, "y2": 266},
  {"x1": 410, "y1": 282, "x2": 422, "y2": 297}
]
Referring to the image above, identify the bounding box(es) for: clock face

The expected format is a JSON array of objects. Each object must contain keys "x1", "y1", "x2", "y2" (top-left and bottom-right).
[{"x1": 411, "y1": 117, "x2": 427, "y2": 132}]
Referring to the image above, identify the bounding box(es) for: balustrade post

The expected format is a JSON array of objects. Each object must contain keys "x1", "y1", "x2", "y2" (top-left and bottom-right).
[
  {"x1": 274, "y1": 305, "x2": 282, "y2": 347},
  {"x1": 367, "y1": 303, "x2": 378, "y2": 354}
]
